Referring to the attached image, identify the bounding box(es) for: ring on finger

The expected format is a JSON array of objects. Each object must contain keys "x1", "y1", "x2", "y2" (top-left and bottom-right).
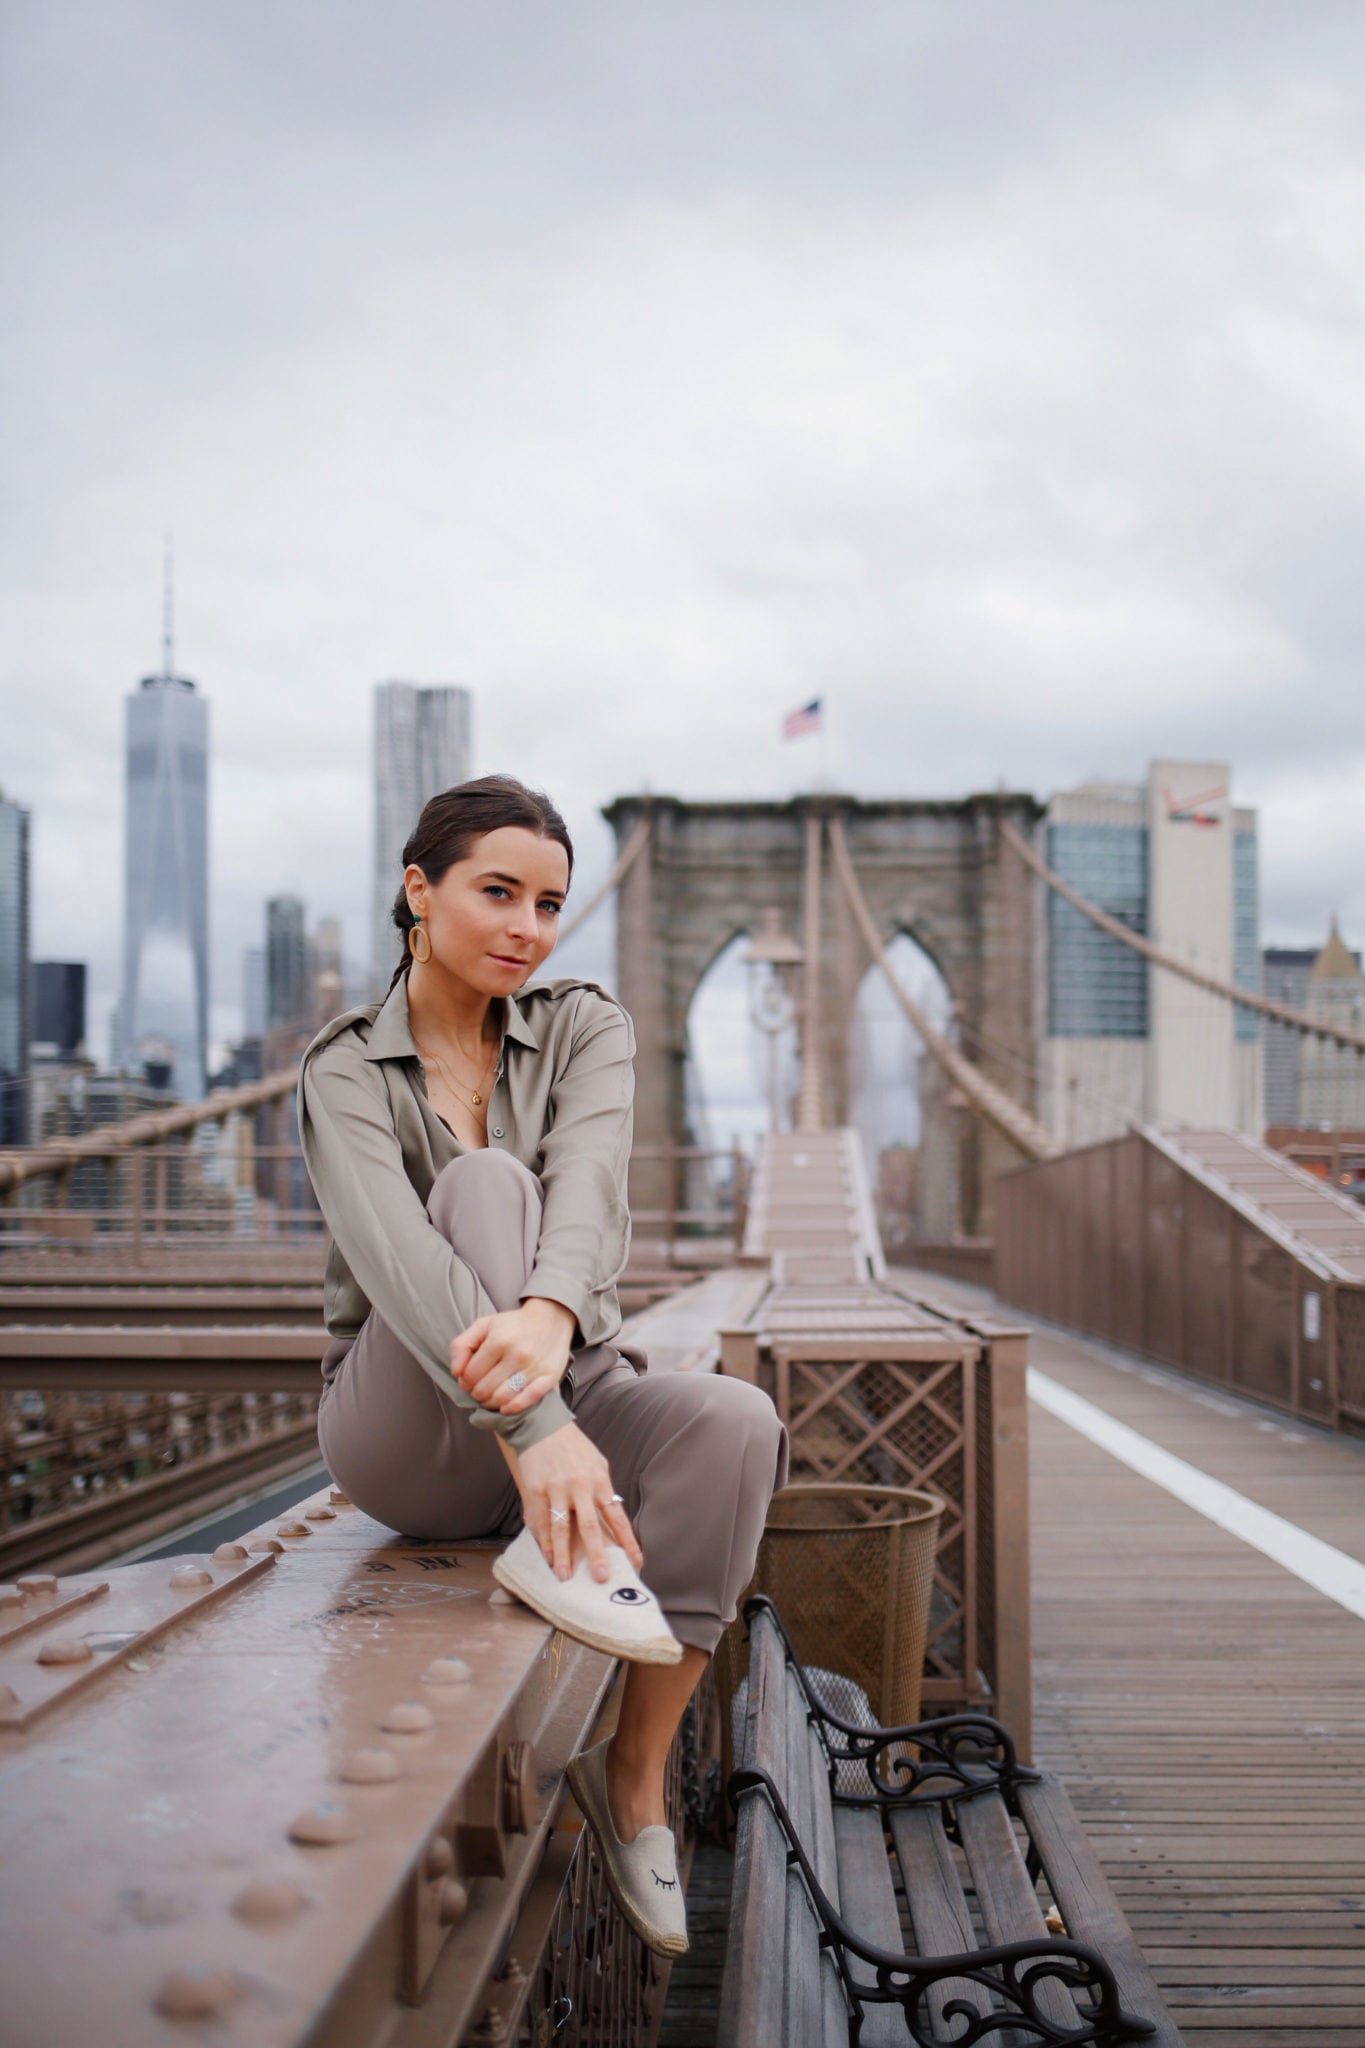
[
  {"x1": 550, "y1": 1507, "x2": 570, "y2": 1524},
  {"x1": 505, "y1": 1371, "x2": 529, "y2": 1395},
  {"x1": 608, "y1": 1492, "x2": 625, "y2": 1505}
]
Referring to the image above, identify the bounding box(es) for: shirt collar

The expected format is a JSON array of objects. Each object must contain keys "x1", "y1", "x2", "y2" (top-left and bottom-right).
[{"x1": 361, "y1": 974, "x2": 541, "y2": 1062}]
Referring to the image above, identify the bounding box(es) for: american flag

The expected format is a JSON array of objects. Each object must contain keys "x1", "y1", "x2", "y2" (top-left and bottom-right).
[{"x1": 782, "y1": 696, "x2": 823, "y2": 741}]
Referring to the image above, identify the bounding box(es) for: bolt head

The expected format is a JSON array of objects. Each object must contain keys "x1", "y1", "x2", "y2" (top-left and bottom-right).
[
  {"x1": 329, "y1": 1487, "x2": 353, "y2": 1506},
  {"x1": 425, "y1": 1835, "x2": 455, "y2": 1879},
  {"x1": 276, "y1": 1520, "x2": 312, "y2": 1539},
  {"x1": 288, "y1": 1801, "x2": 356, "y2": 1846},
  {"x1": 232, "y1": 1877, "x2": 309, "y2": 1925},
  {"x1": 247, "y1": 1538, "x2": 284, "y2": 1556},
  {"x1": 438, "y1": 1878, "x2": 470, "y2": 1926},
  {"x1": 154, "y1": 1968, "x2": 242, "y2": 2020},
  {"x1": 304, "y1": 1504, "x2": 337, "y2": 1521},
  {"x1": 381, "y1": 1700, "x2": 434, "y2": 1734},
  {"x1": 339, "y1": 1745, "x2": 400, "y2": 1785},
  {"x1": 421, "y1": 1656, "x2": 473, "y2": 1687},
  {"x1": 213, "y1": 1541, "x2": 250, "y2": 1563},
  {"x1": 170, "y1": 1565, "x2": 214, "y2": 1590},
  {"x1": 37, "y1": 1633, "x2": 92, "y2": 1666}
]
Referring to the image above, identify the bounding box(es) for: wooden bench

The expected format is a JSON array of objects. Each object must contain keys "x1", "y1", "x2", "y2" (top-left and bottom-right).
[{"x1": 721, "y1": 1597, "x2": 1182, "y2": 2047}]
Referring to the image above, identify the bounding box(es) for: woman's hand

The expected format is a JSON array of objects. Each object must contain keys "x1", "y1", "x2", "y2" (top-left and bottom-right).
[
  {"x1": 450, "y1": 1297, "x2": 576, "y2": 1416},
  {"x1": 504, "y1": 1423, "x2": 642, "y2": 1583}
]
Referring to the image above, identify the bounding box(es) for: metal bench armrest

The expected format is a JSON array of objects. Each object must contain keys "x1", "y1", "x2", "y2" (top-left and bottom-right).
[{"x1": 741, "y1": 1593, "x2": 1039, "y2": 1807}]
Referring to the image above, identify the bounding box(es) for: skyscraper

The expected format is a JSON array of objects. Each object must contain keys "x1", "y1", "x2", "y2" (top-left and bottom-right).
[
  {"x1": 0, "y1": 789, "x2": 31, "y2": 1143},
  {"x1": 1299, "y1": 922, "x2": 1365, "y2": 1129},
  {"x1": 266, "y1": 896, "x2": 308, "y2": 1030},
  {"x1": 120, "y1": 565, "x2": 209, "y2": 1099},
  {"x1": 371, "y1": 683, "x2": 472, "y2": 992},
  {"x1": 1041, "y1": 760, "x2": 1261, "y2": 1147},
  {"x1": 30, "y1": 962, "x2": 86, "y2": 1058}
]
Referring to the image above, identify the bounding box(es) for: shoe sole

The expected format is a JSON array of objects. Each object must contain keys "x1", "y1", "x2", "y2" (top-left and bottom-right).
[
  {"x1": 566, "y1": 1752, "x2": 689, "y2": 1958},
  {"x1": 490, "y1": 1553, "x2": 683, "y2": 1666}
]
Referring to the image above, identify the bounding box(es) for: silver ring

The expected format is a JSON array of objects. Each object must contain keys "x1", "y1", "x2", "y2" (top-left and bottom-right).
[
  {"x1": 505, "y1": 1372, "x2": 529, "y2": 1395},
  {"x1": 608, "y1": 1493, "x2": 625, "y2": 1505},
  {"x1": 550, "y1": 1508, "x2": 569, "y2": 1523}
]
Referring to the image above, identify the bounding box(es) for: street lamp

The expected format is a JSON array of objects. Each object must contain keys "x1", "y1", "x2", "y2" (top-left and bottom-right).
[{"x1": 742, "y1": 908, "x2": 805, "y2": 1134}]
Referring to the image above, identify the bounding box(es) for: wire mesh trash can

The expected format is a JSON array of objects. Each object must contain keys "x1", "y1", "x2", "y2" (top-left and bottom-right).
[{"x1": 718, "y1": 1482, "x2": 945, "y2": 1777}]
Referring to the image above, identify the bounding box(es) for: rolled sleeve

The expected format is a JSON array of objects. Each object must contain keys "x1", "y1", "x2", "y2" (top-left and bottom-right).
[
  {"x1": 523, "y1": 992, "x2": 635, "y2": 1348},
  {"x1": 299, "y1": 1050, "x2": 569, "y2": 1451}
]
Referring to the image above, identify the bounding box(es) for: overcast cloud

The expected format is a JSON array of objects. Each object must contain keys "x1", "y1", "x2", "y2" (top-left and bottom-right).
[{"x1": 4, "y1": 2, "x2": 1365, "y2": 1130}]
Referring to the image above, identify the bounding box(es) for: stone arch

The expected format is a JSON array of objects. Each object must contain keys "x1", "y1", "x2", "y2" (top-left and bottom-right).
[{"x1": 605, "y1": 791, "x2": 1041, "y2": 1231}]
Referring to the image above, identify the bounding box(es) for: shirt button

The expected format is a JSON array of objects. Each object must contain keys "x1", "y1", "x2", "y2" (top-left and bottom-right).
[{"x1": 491, "y1": 1126, "x2": 504, "y2": 1140}]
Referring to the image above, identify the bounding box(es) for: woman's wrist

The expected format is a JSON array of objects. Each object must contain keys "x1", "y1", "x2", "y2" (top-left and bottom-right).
[{"x1": 519, "y1": 1295, "x2": 577, "y2": 1341}]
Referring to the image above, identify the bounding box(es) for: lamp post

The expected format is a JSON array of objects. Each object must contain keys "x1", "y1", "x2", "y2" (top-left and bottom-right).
[{"x1": 742, "y1": 908, "x2": 805, "y2": 1134}]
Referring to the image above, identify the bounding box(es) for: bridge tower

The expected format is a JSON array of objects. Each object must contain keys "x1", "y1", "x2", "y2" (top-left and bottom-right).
[{"x1": 604, "y1": 791, "x2": 1043, "y2": 1233}]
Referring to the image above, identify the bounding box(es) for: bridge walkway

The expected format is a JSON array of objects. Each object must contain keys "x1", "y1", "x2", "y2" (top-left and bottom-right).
[{"x1": 894, "y1": 1265, "x2": 1365, "y2": 2048}]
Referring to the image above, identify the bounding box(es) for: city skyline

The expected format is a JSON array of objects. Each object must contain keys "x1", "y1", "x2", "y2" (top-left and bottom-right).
[{"x1": 6, "y1": 5, "x2": 1365, "y2": 1074}]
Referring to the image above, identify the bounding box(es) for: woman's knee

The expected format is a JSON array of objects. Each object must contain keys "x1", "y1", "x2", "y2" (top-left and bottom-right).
[
  {"x1": 426, "y1": 1148, "x2": 542, "y2": 1233},
  {"x1": 686, "y1": 1374, "x2": 786, "y2": 1475}
]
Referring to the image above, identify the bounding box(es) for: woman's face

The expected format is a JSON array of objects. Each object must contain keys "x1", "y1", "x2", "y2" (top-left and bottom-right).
[{"x1": 407, "y1": 826, "x2": 570, "y2": 995}]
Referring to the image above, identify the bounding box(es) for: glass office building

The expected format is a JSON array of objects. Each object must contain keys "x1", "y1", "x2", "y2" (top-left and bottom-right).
[
  {"x1": 120, "y1": 673, "x2": 209, "y2": 1100},
  {"x1": 371, "y1": 683, "x2": 471, "y2": 992},
  {"x1": 1041, "y1": 764, "x2": 1261, "y2": 1145}
]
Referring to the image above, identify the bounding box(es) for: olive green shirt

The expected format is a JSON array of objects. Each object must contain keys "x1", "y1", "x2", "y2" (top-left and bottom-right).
[{"x1": 296, "y1": 974, "x2": 635, "y2": 1452}]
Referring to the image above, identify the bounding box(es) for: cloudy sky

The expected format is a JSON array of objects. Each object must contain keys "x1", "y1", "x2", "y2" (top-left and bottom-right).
[{"x1": 4, "y1": 2, "x2": 1365, "y2": 1134}]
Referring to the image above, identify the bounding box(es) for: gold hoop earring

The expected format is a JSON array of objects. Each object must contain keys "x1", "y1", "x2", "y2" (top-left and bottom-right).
[{"x1": 408, "y1": 916, "x2": 432, "y2": 965}]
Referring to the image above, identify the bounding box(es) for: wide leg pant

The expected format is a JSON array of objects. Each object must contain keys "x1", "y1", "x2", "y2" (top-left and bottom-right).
[{"x1": 316, "y1": 1149, "x2": 788, "y2": 1653}]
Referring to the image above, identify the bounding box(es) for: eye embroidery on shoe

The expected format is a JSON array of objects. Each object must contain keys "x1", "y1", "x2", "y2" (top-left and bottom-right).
[
  {"x1": 651, "y1": 1868, "x2": 679, "y2": 1890},
  {"x1": 609, "y1": 1586, "x2": 652, "y2": 1605}
]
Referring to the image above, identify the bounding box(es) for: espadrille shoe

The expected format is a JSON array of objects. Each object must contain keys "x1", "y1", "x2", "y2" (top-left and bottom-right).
[
  {"x1": 566, "y1": 1736, "x2": 688, "y2": 1956},
  {"x1": 491, "y1": 1528, "x2": 683, "y2": 1665}
]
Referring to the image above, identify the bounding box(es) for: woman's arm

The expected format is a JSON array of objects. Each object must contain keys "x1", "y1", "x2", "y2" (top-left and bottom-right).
[
  {"x1": 298, "y1": 1046, "x2": 573, "y2": 1451},
  {"x1": 521, "y1": 990, "x2": 635, "y2": 1344}
]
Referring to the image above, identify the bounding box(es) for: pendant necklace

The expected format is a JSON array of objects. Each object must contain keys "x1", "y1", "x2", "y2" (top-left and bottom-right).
[{"x1": 413, "y1": 1035, "x2": 496, "y2": 1110}]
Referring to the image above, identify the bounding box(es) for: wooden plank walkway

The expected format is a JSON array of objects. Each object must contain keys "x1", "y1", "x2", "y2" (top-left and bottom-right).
[{"x1": 897, "y1": 1268, "x2": 1365, "y2": 2048}]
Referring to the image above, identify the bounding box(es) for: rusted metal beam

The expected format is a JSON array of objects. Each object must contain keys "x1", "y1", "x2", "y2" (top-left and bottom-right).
[{"x1": 0, "y1": 1326, "x2": 326, "y2": 1390}]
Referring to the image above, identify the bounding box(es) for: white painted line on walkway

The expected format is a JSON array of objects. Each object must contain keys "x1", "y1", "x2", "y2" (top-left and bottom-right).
[{"x1": 1028, "y1": 1367, "x2": 1365, "y2": 1622}]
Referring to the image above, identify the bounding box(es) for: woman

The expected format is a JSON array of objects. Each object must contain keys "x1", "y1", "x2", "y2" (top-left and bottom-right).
[{"x1": 297, "y1": 774, "x2": 787, "y2": 1956}]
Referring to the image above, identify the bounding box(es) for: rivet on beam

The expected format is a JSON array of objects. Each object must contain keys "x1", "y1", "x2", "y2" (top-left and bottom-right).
[
  {"x1": 339, "y1": 1746, "x2": 400, "y2": 1784},
  {"x1": 288, "y1": 1801, "x2": 356, "y2": 1846},
  {"x1": 232, "y1": 1878, "x2": 310, "y2": 1926},
  {"x1": 37, "y1": 1634, "x2": 92, "y2": 1665},
  {"x1": 154, "y1": 1969, "x2": 243, "y2": 2021},
  {"x1": 170, "y1": 1566, "x2": 214, "y2": 1590},
  {"x1": 380, "y1": 1700, "x2": 434, "y2": 1734},
  {"x1": 421, "y1": 1656, "x2": 473, "y2": 1686}
]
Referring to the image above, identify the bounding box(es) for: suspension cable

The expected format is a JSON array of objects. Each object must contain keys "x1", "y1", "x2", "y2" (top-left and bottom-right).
[
  {"x1": 828, "y1": 817, "x2": 1060, "y2": 1161},
  {"x1": 1002, "y1": 819, "x2": 1365, "y2": 1055},
  {"x1": 556, "y1": 815, "x2": 651, "y2": 947}
]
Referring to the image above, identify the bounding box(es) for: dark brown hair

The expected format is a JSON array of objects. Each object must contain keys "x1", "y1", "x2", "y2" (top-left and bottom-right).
[{"x1": 387, "y1": 774, "x2": 574, "y2": 991}]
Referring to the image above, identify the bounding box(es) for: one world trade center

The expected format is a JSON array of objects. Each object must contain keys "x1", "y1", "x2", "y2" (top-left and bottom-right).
[{"x1": 119, "y1": 571, "x2": 209, "y2": 1099}]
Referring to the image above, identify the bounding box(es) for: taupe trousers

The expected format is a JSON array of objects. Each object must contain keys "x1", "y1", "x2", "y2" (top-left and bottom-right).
[{"x1": 317, "y1": 1149, "x2": 788, "y2": 1654}]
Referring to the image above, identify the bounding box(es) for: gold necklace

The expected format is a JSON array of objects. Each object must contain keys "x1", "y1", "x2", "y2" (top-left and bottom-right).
[{"x1": 413, "y1": 1034, "x2": 497, "y2": 1110}]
